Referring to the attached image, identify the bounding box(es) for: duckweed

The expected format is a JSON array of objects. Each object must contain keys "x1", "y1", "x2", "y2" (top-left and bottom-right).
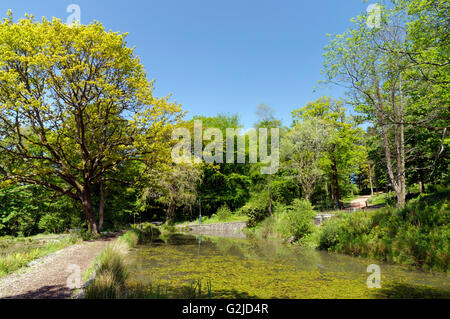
[{"x1": 127, "y1": 234, "x2": 450, "y2": 299}]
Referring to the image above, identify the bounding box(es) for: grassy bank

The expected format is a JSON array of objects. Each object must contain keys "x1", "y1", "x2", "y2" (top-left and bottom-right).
[
  {"x1": 318, "y1": 190, "x2": 449, "y2": 272},
  {"x1": 0, "y1": 234, "x2": 81, "y2": 278},
  {"x1": 247, "y1": 190, "x2": 449, "y2": 272}
]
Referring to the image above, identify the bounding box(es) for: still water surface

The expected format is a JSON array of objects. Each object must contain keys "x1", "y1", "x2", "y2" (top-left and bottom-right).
[{"x1": 128, "y1": 233, "x2": 450, "y2": 298}]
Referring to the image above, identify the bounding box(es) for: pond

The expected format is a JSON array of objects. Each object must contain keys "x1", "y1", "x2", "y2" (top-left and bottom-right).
[{"x1": 128, "y1": 233, "x2": 450, "y2": 299}]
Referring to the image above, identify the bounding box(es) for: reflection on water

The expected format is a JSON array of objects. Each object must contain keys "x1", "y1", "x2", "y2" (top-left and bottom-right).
[{"x1": 128, "y1": 233, "x2": 450, "y2": 299}]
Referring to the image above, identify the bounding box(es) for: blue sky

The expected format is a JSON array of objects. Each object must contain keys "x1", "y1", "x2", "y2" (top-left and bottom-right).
[{"x1": 1, "y1": 0, "x2": 371, "y2": 129}]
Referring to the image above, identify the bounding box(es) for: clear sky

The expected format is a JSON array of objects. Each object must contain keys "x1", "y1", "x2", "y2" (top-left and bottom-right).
[{"x1": 1, "y1": 0, "x2": 371, "y2": 129}]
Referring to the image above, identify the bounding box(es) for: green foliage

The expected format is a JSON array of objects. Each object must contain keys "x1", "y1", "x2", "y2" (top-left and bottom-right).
[
  {"x1": 0, "y1": 12, "x2": 183, "y2": 234},
  {"x1": 214, "y1": 205, "x2": 232, "y2": 221},
  {"x1": 119, "y1": 231, "x2": 139, "y2": 248},
  {"x1": 0, "y1": 185, "x2": 82, "y2": 236},
  {"x1": 275, "y1": 199, "x2": 316, "y2": 241},
  {"x1": 319, "y1": 190, "x2": 450, "y2": 271},
  {"x1": 160, "y1": 222, "x2": 177, "y2": 234},
  {"x1": 240, "y1": 191, "x2": 271, "y2": 227},
  {"x1": 79, "y1": 229, "x2": 95, "y2": 241},
  {"x1": 251, "y1": 199, "x2": 316, "y2": 243}
]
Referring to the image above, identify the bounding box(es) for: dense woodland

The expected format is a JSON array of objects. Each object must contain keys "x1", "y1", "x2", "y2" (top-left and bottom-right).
[{"x1": 0, "y1": 0, "x2": 448, "y2": 237}]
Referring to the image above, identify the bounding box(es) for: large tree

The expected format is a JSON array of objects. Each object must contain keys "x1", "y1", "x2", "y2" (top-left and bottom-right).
[{"x1": 0, "y1": 13, "x2": 182, "y2": 234}]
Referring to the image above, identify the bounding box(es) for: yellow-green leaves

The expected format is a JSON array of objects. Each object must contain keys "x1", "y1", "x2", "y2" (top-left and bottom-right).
[{"x1": 0, "y1": 12, "x2": 183, "y2": 219}]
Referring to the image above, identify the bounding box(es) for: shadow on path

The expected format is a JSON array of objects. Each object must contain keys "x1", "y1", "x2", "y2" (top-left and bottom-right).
[{"x1": 1, "y1": 284, "x2": 71, "y2": 299}]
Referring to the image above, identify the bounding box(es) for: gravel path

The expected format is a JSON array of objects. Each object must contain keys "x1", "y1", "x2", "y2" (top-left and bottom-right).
[
  {"x1": 349, "y1": 195, "x2": 372, "y2": 209},
  {"x1": 0, "y1": 237, "x2": 115, "y2": 299}
]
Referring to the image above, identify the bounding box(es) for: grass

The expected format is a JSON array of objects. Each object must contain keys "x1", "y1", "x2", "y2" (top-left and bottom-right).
[
  {"x1": 84, "y1": 239, "x2": 130, "y2": 299},
  {"x1": 0, "y1": 234, "x2": 81, "y2": 278},
  {"x1": 367, "y1": 192, "x2": 395, "y2": 206}
]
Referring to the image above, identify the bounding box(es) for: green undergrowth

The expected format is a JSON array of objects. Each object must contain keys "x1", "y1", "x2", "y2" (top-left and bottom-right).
[{"x1": 318, "y1": 190, "x2": 450, "y2": 272}]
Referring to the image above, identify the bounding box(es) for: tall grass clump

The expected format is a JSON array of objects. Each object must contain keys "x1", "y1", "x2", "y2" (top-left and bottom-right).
[
  {"x1": 84, "y1": 236, "x2": 130, "y2": 299},
  {"x1": 119, "y1": 230, "x2": 139, "y2": 248},
  {"x1": 319, "y1": 190, "x2": 449, "y2": 272}
]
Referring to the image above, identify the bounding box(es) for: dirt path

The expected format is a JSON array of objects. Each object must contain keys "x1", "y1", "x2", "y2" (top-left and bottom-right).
[
  {"x1": 0, "y1": 237, "x2": 114, "y2": 299},
  {"x1": 349, "y1": 195, "x2": 372, "y2": 209}
]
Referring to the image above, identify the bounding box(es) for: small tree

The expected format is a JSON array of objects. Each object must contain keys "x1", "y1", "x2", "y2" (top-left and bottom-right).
[
  {"x1": 142, "y1": 161, "x2": 203, "y2": 222},
  {"x1": 281, "y1": 119, "x2": 331, "y2": 202}
]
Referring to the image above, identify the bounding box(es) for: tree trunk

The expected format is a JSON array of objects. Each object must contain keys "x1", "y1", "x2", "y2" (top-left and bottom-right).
[
  {"x1": 331, "y1": 159, "x2": 341, "y2": 209},
  {"x1": 81, "y1": 187, "x2": 98, "y2": 235},
  {"x1": 418, "y1": 171, "x2": 424, "y2": 194},
  {"x1": 375, "y1": 77, "x2": 406, "y2": 208},
  {"x1": 369, "y1": 164, "x2": 374, "y2": 196},
  {"x1": 98, "y1": 181, "x2": 105, "y2": 232},
  {"x1": 268, "y1": 174, "x2": 272, "y2": 216},
  {"x1": 304, "y1": 192, "x2": 311, "y2": 203},
  {"x1": 167, "y1": 202, "x2": 175, "y2": 221}
]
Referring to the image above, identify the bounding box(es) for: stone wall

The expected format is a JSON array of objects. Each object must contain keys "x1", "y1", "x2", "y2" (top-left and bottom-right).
[
  {"x1": 314, "y1": 214, "x2": 335, "y2": 226},
  {"x1": 177, "y1": 221, "x2": 247, "y2": 238}
]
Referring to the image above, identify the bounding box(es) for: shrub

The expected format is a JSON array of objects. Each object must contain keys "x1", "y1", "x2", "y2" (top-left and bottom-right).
[
  {"x1": 215, "y1": 205, "x2": 232, "y2": 221},
  {"x1": 257, "y1": 216, "x2": 276, "y2": 239},
  {"x1": 79, "y1": 228, "x2": 94, "y2": 241},
  {"x1": 250, "y1": 199, "x2": 316, "y2": 243},
  {"x1": 275, "y1": 199, "x2": 316, "y2": 240},
  {"x1": 241, "y1": 192, "x2": 271, "y2": 227},
  {"x1": 318, "y1": 218, "x2": 341, "y2": 250},
  {"x1": 160, "y1": 222, "x2": 177, "y2": 234}
]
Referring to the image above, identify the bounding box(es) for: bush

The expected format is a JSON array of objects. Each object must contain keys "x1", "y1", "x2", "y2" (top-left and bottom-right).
[
  {"x1": 160, "y1": 222, "x2": 177, "y2": 234},
  {"x1": 241, "y1": 192, "x2": 271, "y2": 227},
  {"x1": 79, "y1": 228, "x2": 94, "y2": 241},
  {"x1": 250, "y1": 199, "x2": 316, "y2": 243},
  {"x1": 257, "y1": 216, "x2": 276, "y2": 239},
  {"x1": 275, "y1": 199, "x2": 316, "y2": 240},
  {"x1": 215, "y1": 205, "x2": 232, "y2": 221},
  {"x1": 318, "y1": 219, "x2": 342, "y2": 249}
]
